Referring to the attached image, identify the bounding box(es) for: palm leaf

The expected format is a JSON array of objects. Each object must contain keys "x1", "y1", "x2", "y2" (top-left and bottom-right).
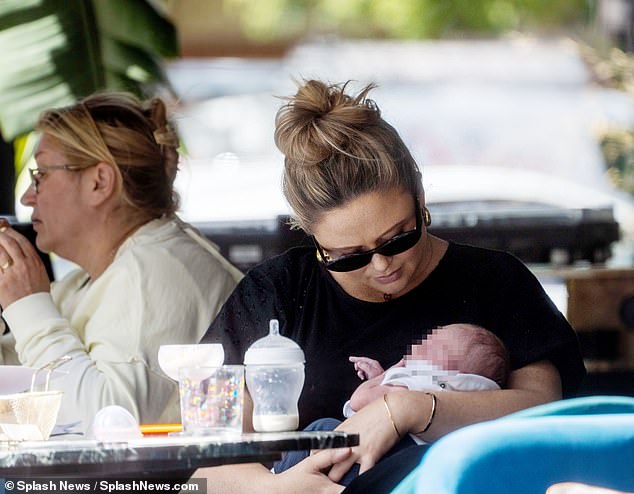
[{"x1": 0, "y1": 0, "x2": 178, "y2": 141}]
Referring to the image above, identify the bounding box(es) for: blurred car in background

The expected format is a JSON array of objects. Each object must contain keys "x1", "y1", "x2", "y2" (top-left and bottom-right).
[
  {"x1": 164, "y1": 37, "x2": 634, "y2": 273},
  {"x1": 177, "y1": 157, "x2": 628, "y2": 273}
]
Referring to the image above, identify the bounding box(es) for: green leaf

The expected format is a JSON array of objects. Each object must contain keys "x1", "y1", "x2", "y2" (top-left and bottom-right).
[
  {"x1": 102, "y1": 38, "x2": 168, "y2": 87},
  {"x1": 94, "y1": 0, "x2": 178, "y2": 58},
  {"x1": 0, "y1": 0, "x2": 178, "y2": 141}
]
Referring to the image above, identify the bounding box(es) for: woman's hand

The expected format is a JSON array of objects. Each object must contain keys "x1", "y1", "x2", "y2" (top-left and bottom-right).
[
  {"x1": 277, "y1": 448, "x2": 352, "y2": 494},
  {"x1": 329, "y1": 392, "x2": 404, "y2": 481},
  {"x1": 0, "y1": 223, "x2": 50, "y2": 308}
]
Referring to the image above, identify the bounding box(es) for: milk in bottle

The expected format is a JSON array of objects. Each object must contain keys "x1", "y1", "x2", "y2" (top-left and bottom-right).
[{"x1": 244, "y1": 319, "x2": 305, "y2": 432}]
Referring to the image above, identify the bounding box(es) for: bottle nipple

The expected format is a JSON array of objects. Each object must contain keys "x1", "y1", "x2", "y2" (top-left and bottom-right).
[
  {"x1": 244, "y1": 318, "x2": 305, "y2": 365},
  {"x1": 269, "y1": 319, "x2": 280, "y2": 336}
]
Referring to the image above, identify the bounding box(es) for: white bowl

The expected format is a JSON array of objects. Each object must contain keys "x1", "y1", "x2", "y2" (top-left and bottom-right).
[{"x1": 157, "y1": 344, "x2": 224, "y2": 381}]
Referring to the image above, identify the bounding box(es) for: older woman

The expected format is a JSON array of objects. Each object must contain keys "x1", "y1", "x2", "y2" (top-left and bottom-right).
[
  {"x1": 197, "y1": 80, "x2": 586, "y2": 493},
  {"x1": 0, "y1": 92, "x2": 242, "y2": 430}
]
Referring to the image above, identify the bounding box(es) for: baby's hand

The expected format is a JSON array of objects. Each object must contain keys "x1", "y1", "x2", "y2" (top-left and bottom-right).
[{"x1": 349, "y1": 356, "x2": 385, "y2": 380}]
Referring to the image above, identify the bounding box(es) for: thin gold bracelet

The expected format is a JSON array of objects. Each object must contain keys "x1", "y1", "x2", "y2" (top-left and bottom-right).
[
  {"x1": 383, "y1": 393, "x2": 401, "y2": 438},
  {"x1": 415, "y1": 392, "x2": 437, "y2": 435}
]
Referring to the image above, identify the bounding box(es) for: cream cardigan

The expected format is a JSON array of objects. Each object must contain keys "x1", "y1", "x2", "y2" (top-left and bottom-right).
[{"x1": 1, "y1": 215, "x2": 242, "y2": 430}]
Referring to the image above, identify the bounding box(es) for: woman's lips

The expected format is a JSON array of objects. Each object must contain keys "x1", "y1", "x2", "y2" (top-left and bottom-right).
[{"x1": 376, "y1": 268, "x2": 402, "y2": 285}]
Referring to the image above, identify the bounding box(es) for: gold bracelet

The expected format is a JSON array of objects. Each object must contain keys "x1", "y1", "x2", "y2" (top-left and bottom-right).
[
  {"x1": 383, "y1": 393, "x2": 401, "y2": 438},
  {"x1": 416, "y1": 392, "x2": 437, "y2": 435}
]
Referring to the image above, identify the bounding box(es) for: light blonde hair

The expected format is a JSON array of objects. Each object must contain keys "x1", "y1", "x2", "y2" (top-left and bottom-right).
[
  {"x1": 274, "y1": 80, "x2": 422, "y2": 233},
  {"x1": 36, "y1": 92, "x2": 180, "y2": 221}
]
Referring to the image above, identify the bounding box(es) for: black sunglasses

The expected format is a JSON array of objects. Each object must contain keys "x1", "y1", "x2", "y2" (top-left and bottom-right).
[{"x1": 314, "y1": 197, "x2": 422, "y2": 272}]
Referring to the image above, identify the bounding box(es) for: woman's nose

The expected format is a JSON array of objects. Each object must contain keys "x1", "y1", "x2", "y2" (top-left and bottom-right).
[
  {"x1": 20, "y1": 185, "x2": 36, "y2": 206},
  {"x1": 370, "y1": 253, "x2": 391, "y2": 272}
]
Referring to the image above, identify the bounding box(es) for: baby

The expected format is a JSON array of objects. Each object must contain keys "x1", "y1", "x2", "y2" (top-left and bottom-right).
[
  {"x1": 345, "y1": 322, "x2": 510, "y2": 421},
  {"x1": 273, "y1": 323, "x2": 509, "y2": 483}
]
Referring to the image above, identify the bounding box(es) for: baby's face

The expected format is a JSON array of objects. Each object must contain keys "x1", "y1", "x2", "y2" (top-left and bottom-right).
[{"x1": 408, "y1": 327, "x2": 469, "y2": 371}]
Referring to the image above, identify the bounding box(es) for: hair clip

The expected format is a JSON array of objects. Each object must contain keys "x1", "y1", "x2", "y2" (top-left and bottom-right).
[{"x1": 153, "y1": 126, "x2": 178, "y2": 147}]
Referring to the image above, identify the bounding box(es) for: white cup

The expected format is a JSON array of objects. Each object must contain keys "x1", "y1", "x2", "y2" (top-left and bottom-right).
[{"x1": 158, "y1": 343, "x2": 224, "y2": 381}]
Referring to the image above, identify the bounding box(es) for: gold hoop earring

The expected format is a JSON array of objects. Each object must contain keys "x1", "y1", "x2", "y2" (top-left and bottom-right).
[{"x1": 423, "y1": 206, "x2": 432, "y2": 227}]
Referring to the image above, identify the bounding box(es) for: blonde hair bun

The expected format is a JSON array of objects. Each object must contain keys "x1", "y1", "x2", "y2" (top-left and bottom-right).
[{"x1": 275, "y1": 80, "x2": 380, "y2": 167}]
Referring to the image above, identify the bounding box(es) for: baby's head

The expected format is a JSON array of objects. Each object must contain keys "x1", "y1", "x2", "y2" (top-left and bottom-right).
[{"x1": 408, "y1": 323, "x2": 510, "y2": 388}]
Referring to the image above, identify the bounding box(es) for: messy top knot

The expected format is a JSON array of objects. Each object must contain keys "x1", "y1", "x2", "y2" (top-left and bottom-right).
[
  {"x1": 275, "y1": 80, "x2": 422, "y2": 233},
  {"x1": 36, "y1": 92, "x2": 180, "y2": 221},
  {"x1": 275, "y1": 80, "x2": 381, "y2": 166}
]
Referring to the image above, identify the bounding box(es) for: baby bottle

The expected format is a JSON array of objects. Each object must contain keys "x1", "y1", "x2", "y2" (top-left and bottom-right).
[{"x1": 244, "y1": 319, "x2": 305, "y2": 432}]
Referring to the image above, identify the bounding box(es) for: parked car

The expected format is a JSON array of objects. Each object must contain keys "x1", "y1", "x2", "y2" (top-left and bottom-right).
[
  {"x1": 176, "y1": 156, "x2": 630, "y2": 272},
  {"x1": 164, "y1": 38, "x2": 634, "y2": 270}
]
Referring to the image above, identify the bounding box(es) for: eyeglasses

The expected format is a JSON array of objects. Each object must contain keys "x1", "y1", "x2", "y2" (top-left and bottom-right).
[
  {"x1": 314, "y1": 197, "x2": 422, "y2": 272},
  {"x1": 28, "y1": 164, "x2": 90, "y2": 193}
]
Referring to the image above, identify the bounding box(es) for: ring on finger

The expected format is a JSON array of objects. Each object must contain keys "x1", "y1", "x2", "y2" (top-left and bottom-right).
[{"x1": 1, "y1": 259, "x2": 12, "y2": 271}]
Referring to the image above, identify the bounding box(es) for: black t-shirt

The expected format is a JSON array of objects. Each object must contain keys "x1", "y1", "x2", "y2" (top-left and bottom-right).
[{"x1": 202, "y1": 242, "x2": 586, "y2": 428}]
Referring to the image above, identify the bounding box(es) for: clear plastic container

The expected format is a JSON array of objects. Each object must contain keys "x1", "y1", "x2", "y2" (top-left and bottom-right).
[
  {"x1": 244, "y1": 320, "x2": 305, "y2": 432},
  {"x1": 87, "y1": 405, "x2": 142, "y2": 442}
]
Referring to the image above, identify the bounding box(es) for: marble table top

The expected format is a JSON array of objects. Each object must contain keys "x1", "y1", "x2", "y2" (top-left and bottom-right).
[{"x1": 0, "y1": 430, "x2": 359, "y2": 477}]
